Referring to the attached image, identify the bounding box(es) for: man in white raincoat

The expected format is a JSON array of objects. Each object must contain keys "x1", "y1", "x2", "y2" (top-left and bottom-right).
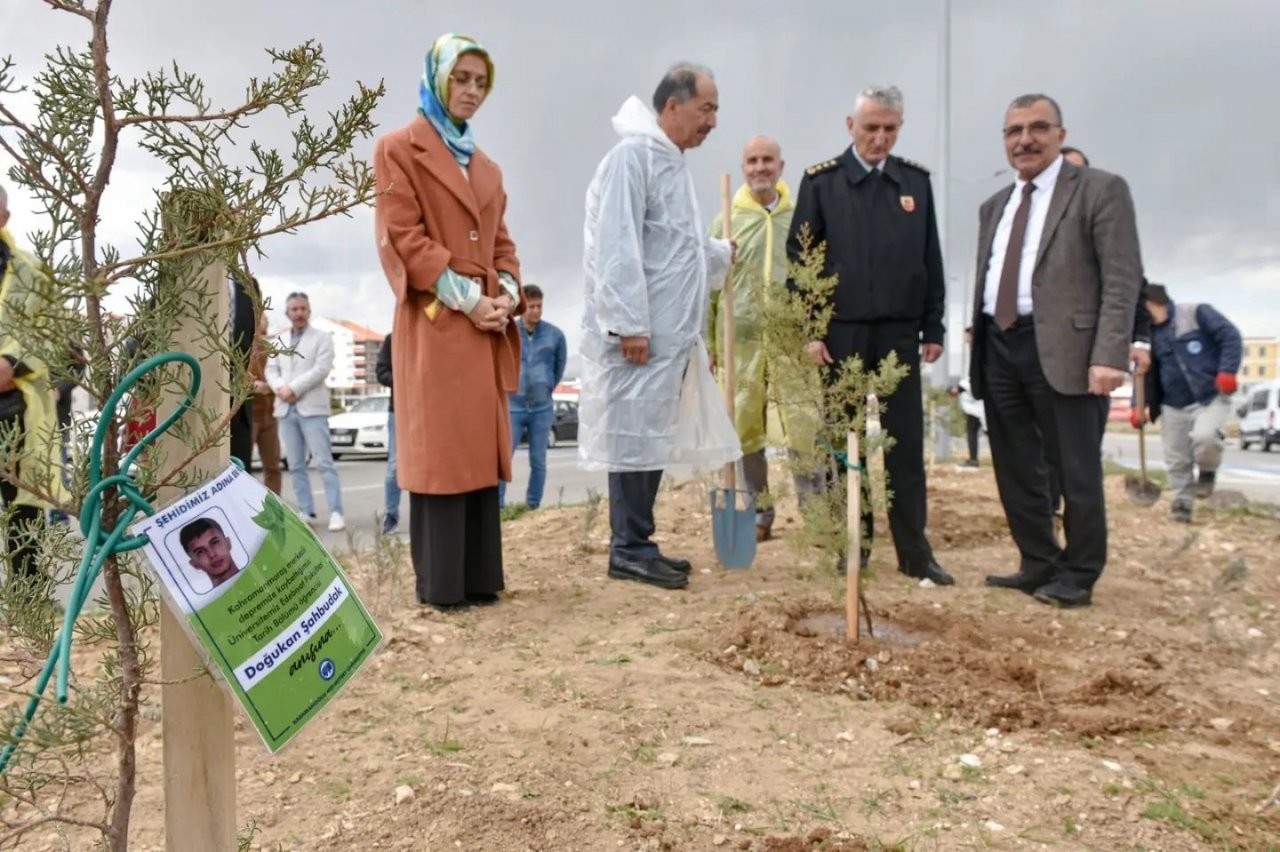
[{"x1": 580, "y1": 63, "x2": 737, "y2": 591}]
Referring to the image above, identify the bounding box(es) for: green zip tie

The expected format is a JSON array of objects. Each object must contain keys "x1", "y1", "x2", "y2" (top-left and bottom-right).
[{"x1": 817, "y1": 434, "x2": 867, "y2": 474}]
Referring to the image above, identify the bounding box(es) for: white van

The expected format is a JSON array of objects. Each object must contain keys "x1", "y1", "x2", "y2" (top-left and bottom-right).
[{"x1": 1239, "y1": 380, "x2": 1280, "y2": 451}]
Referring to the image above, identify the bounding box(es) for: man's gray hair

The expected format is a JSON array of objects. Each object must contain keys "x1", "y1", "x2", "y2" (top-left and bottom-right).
[
  {"x1": 854, "y1": 85, "x2": 904, "y2": 117},
  {"x1": 1008, "y1": 93, "x2": 1063, "y2": 125},
  {"x1": 652, "y1": 63, "x2": 714, "y2": 113}
]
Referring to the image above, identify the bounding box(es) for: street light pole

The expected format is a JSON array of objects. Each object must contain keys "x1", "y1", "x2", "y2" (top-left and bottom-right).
[{"x1": 934, "y1": 0, "x2": 952, "y2": 387}]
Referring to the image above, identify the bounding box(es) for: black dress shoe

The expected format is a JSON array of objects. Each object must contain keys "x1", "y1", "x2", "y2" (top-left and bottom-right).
[
  {"x1": 834, "y1": 552, "x2": 871, "y2": 575},
  {"x1": 654, "y1": 553, "x2": 691, "y2": 574},
  {"x1": 608, "y1": 555, "x2": 688, "y2": 590},
  {"x1": 422, "y1": 599, "x2": 471, "y2": 612},
  {"x1": 985, "y1": 571, "x2": 1050, "y2": 595},
  {"x1": 1032, "y1": 580, "x2": 1092, "y2": 609},
  {"x1": 902, "y1": 561, "x2": 955, "y2": 586},
  {"x1": 466, "y1": 592, "x2": 499, "y2": 606}
]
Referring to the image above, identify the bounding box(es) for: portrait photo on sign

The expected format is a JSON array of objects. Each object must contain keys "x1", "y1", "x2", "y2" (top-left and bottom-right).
[{"x1": 167, "y1": 509, "x2": 255, "y2": 599}]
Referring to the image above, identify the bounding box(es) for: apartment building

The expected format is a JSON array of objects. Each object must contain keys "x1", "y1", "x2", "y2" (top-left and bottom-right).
[
  {"x1": 1242, "y1": 336, "x2": 1279, "y2": 384},
  {"x1": 309, "y1": 317, "x2": 387, "y2": 407}
]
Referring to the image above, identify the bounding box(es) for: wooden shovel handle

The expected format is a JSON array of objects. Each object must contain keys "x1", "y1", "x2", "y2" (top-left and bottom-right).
[
  {"x1": 720, "y1": 174, "x2": 736, "y2": 492},
  {"x1": 1134, "y1": 373, "x2": 1148, "y2": 477}
]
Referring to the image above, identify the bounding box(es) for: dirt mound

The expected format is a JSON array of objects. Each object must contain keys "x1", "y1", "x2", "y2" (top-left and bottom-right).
[
  {"x1": 17, "y1": 465, "x2": 1280, "y2": 851},
  {"x1": 711, "y1": 599, "x2": 1197, "y2": 737}
]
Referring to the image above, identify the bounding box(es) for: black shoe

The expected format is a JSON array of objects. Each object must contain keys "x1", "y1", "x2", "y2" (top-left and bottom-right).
[
  {"x1": 608, "y1": 556, "x2": 688, "y2": 590},
  {"x1": 466, "y1": 592, "x2": 499, "y2": 606},
  {"x1": 1032, "y1": 581, "x2": 1092, "y2": 609},
  {"x1": 1195, "y1": 471, "x2": 1216, "y2": 499},
  {"x1": 960, "y1": 459, "x2": 980, "y2": 469},
  {"x1": 654, "y1": 553, "x2": 692, "y2": 574},
  {"x1": 902, "y1": 561, "x2": 955, "y2": 586},
  {"x1": 834, "y1": 552, "x2": 871, "y2": 575},
  {"x1": 1170, "y1": 500, "x2": 1193, "y2": 524},
  {"x1": 381, "y1": 515, "x2": 399, "y2": 535},
  {"x1": 985, "y1": 570, "x2": 1051, "y2": 595},
  {"x1": 422, "y1": 599, "x2": 471, "y2": 612}
]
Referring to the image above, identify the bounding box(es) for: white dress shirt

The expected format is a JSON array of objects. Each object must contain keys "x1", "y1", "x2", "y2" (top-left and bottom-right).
[
  {"x1": 852, "y1": 146, "x2": 887, "y2": 173},
  {"x1": 982, "y1": 154, "x2": 1065, "y2": 316}
]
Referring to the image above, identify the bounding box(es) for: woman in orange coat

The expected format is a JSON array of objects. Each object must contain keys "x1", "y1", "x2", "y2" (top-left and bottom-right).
[{"x1": 373, "y1": 33, "x2": 523, "y2": 610}]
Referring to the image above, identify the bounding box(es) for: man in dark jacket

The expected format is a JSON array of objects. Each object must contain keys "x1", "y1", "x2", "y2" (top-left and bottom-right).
[
  {"x1": 376, "y1": 332, "x2": 399, "y2": 534},
  {"x1": 787, "y1": 84, "x2": 952, "y2": 586},
  {"x1": 1132, "y1": 283, "x2": 1242, "y2": 522}
]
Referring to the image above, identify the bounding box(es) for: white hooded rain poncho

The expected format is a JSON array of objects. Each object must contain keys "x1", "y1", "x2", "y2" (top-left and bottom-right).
[{"x1": 579, "y1": 96, "x2": 740, "y2": 472}]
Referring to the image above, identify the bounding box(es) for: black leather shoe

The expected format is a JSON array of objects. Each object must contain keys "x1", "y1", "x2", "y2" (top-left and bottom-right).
[
  {"x1": 654, "y1": 553, "x2": 692, "y2": 574},
  {"x1": 608, "y1": 556, "x2": 688, "y2": 590},
  {"x1": 985, "y1": 571, "x2": 1050, "y2": 595},
  {"x1": 902, "y1": 561, "x2": 955, "y2": 586},
  {"x1": 466, "y1": 592, "x2": 499, "y2": 606},
  {"x1": 1032, "y1": 580, "x2": 1092, "y2": 609},
  {"x1": 422, "y1": 600, "x2": 471, "y2": 612},
  {"x1": 834, "y1": 552, "x2": 871, "y2": 575}
]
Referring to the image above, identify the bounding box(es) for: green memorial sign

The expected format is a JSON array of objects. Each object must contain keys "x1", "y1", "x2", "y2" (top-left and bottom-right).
[{"x1": 133, "y1": 463, "x2": 383, "y2": 753}]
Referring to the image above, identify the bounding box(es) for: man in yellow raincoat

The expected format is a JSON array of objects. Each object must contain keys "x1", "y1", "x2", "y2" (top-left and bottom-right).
[
  {"x1": 0, "y1": 185, "x2": 65, "y2": 581},
  {"x1": 708, "y1": 137, "x2": 816, "y2": 542}
]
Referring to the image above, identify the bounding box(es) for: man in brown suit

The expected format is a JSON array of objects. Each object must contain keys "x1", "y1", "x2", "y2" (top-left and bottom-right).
[{"x1": 970, "y1": 94, "x2": 1143, "y2": 608}]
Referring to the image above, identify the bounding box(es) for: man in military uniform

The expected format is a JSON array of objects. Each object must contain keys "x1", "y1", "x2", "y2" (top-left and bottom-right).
[{"x1": 786, "y1": 84, "x2": 953, "y2": 586}]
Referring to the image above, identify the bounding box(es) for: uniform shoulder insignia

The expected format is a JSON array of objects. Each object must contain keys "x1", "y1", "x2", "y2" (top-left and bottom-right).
[
  {"x1": 897, "y1": 157, "x2": 931, "y2": 174},
  {"x1": 805, "y1": 159, "x2": 839, "y2": 176}
]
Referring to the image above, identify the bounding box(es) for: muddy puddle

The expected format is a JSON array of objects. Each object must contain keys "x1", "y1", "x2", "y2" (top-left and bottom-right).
[{"x1": 790, "y1": 609, "x2": 927, "y2": 646}]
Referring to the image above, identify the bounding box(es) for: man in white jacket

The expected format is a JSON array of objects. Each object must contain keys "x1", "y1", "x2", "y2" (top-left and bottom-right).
[
  {"x1": 580, "y1": 63, "x2": 736, "y2": 590},
  {"x1": 266, "y1": 292, "x2": 345, "y2": 531}
]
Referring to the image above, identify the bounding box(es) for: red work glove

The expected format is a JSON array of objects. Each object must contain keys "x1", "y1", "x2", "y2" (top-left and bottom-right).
[
  {"x1": 1215, "y1": 373, "x2": 1237, "y2": 395},
  {"x1": 1129, "y1": 408, "x2": 1147, "y2": 429},
  {"x1": 123, "y1": 406, "x2": 157, "y2": 452}
]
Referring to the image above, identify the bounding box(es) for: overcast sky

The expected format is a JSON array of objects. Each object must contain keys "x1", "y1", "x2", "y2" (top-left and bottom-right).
[{"x1": 4, "y1": 0, "x2": 1278, "y2": 378}]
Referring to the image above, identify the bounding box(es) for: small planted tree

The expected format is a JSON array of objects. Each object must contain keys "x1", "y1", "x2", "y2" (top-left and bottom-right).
[
  {"x1": 0, "y1": 1, "x2": 382, "y2": 847},
  {"x1": 756, "y1": 229, "x2": 908, "y2": 618}
]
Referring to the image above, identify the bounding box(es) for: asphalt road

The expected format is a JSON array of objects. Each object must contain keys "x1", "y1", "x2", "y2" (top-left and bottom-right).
[
  {"x1": 290, "y1": 429, "x2": 1280, "y2": 552},
  {"x1": 1100, "y1": 431, "x2": 1280, "y2": 503},
  {"x1": 46, "y1": 431, "x2": 1278, "y2": 610},
  {"x1": 294, "y1": 443, "x2": 606, "y2": 550}
]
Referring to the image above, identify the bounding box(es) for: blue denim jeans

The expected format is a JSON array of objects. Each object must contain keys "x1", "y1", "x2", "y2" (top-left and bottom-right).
[
  {"x1": 499, "y1": 403, "x2": 554, "y2": 509},
  {"x1": 279, "y1": 409, "x2": 344, "y2": 517},
  {"x1": 384, "y1": 412, "x2": 402, "y2": 521}
]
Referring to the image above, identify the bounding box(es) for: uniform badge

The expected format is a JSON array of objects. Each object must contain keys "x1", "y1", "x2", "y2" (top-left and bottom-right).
[{"x1": 900, "y1": 195, "x2": 916, "y2": 213}]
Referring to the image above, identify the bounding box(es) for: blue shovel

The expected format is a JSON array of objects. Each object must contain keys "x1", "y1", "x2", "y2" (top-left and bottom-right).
[{"x1": 710, "y1": 174, "x2": 757, "y2": 569}]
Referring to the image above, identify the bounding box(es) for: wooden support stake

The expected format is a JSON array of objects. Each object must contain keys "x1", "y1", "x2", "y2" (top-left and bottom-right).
[
  {"x1": 157, "y1": 253, "x2": 236, "y2": 851},
  {"x1": 846, "y1": 428, "x2": 861, "y2": 643}
]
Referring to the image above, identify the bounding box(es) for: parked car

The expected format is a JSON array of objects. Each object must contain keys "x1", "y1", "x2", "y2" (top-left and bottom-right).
[
  {"x1": 1239, "y1": 380, "x2": 1280, "y2": 451},
  {"x1": 547, "y1": 397, "x2": 579, "y2": 448},
  {"x1": 328, "y1": 393, "x2": 391, "y2": 459}
]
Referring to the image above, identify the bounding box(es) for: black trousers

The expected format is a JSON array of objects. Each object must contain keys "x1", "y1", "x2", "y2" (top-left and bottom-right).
[
  {"x1": 965, "y1": 415, "x2": 981, "y2": 462},
  {"x1": 825, "y1": 320, "x2": 934, "y2": 571},
  {"x1": 981, "y1": 319, "x2": 1109, "y2": 589},
  {"x1": 230, "y1": 397, "x2": 253, "y2": 471},
  {"x1": 0, "y1": 412, "x2": 43, "y2": 580},
  {"x1": 608, "y1": 470, "x2": 663, "y2": 560},
  {"x1": 409, "y1": 487, "x2": 504, "y2": 606}
]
